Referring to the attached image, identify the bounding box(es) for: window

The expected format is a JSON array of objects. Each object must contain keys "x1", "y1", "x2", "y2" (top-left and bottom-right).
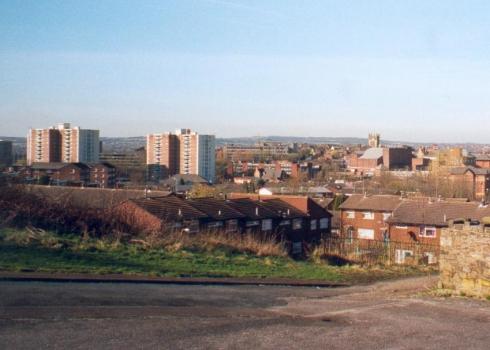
[
  {"x1": 310, "y1": 219, "x2": 317, "y2": 230},
  {"x1": 246, "y1": 220, "x2": 260, "y2": 227},
  {"x1": 424, "y1": 252, "x2": 437, "y2": 264},
  {"x1": 346, "y1": 211, "x2": 355, "y2": 219},
  {"x1": 172, "y1": 222, "x2": 182, "y2": 230},
  {"x1": 319, "y1": 218, "x2": 329, "y2": 229},
  {"x1": 420, "y1": 226, "x2": 437, "y2": 238},
  {"x1": 292, "y1": 242, "x2": 302, "y2": 255},
  {"x1": 383, "y1": 213, "x2": 392, "y2": 221},
  {"x1": 363, "y1": 212, "x2": 374, "y2": 220},
  {"x1": 358, "y1": 228, "x2": 374, "y2": 240},
  {"x1": 187, "y1": 220, "x2": 200, "y2": 233},
  {"x1": 207, "y1": 221, "x2": 223, "y2": 229},
  {"x1": 226, "y1": 219, "x2": 238, "y2": 233},
  {"x1": 395, "y1": 249, "x2": 413, "y2": 264},
  {"x1": 262, "y1": 219, "x2": 273, "y2": 231},
  {"x1": 292, "y1": 219, "x2": 302, "y2": 230}
]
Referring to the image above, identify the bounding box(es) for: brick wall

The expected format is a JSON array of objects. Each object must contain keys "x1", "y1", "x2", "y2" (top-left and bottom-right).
[
  {"x1": 340, "y1": 210, "x2": 390, "y2": 240},
  {"x1": 439, "y1": 222, "x2": 490, "y2": 298}
]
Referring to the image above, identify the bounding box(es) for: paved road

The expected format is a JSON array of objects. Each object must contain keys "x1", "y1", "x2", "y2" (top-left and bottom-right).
[{"x1": 1, "y1": 277, "x2": 489, "y2": 349}]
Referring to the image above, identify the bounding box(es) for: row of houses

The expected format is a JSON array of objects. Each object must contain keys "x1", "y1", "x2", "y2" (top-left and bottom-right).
[
  {"x1": 120, "y1": 193, "x2": 332, "y2": 254},
  {"x1": 4, "y1": 162, "x2": 117, "y2": 188},
  {"x1": 338, "y1": 194, "x2": 490, "y2": 263},
  {"x1": 226, "y1": 160, "x2": 322, "y2": 183},
  {"x1": 23, "y1": 186, "x2": 332, "y2": 255}
]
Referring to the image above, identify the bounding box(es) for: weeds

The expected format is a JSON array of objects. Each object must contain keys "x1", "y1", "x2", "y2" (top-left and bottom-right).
[{"x1": 0, "y1": 227, "x2": 428, "y2": 282}]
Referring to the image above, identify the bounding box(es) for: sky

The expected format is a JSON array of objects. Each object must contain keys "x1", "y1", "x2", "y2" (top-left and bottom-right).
[{"x1": 1, "y1": 0, "x2": 490, "y2": 142}]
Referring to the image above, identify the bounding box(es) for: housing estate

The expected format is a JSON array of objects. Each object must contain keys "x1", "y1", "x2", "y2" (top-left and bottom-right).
[
  {"x1": 339, "y1": 194, "x2": 490, "y2": 263},
  {"x1": 120, "y1": 194, "x2": 332, "y2": 254},
  {"x1": 10, "y1": 162, "x2": 116, "y2": 188}
]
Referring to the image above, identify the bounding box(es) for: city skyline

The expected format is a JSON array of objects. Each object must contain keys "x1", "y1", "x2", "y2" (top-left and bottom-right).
[{"x1": 2, "y1": 1, "x2": 490, "y2": 142}]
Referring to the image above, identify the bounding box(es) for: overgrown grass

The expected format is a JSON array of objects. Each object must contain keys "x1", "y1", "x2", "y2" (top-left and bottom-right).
[{"x1": 0, "y1": 228, "x2": 430, "y2": 282}]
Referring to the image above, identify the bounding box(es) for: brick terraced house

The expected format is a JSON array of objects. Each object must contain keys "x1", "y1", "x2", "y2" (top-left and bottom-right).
[
  {"x1": 28, "y1": 162, "x2": 91, "y2": 186},
  {"x1": 18, "y1": 162, "x2": 117, "y2": 188},
  {"x1": 339, "y1": 194, "x2": 490, "y2": 263},
  {"x1": 339, "y1": 194, "x2": 403, "y2": 241},
  {"x1": 339, "y1": 194, "x2": 490, "y2": 244},
  {"x1": 119, "y1": 194, "x2": 332, "y2": 255},
  {"x1": 448, "y1": 166, "x2": 490, "y2": 200}
]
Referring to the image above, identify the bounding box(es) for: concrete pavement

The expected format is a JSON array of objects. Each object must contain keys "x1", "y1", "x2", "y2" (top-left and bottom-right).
[{"x1": 0, "y1": 276, "x2": 489, "y2": 349}]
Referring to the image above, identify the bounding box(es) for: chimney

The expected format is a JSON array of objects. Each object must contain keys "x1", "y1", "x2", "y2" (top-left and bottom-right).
[
  {"x1": 287, "y1": 209, "x2": 290, "y2": 216},
  {"x1": 255, "y1": 207, "x2": 259, "y2": 216}
]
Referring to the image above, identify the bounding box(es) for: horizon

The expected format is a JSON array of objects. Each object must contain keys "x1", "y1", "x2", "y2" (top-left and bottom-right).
[
  {"x1": 2, "y1": 1, "x2": 490, "y2": 143},
  {"x1": 3, "y1": 132, "x2": 490, "y2": 147}
]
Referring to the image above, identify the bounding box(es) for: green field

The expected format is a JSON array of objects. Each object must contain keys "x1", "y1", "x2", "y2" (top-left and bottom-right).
[{"x1": 0, "y1": 228, "x2": 430, "y2": 283}]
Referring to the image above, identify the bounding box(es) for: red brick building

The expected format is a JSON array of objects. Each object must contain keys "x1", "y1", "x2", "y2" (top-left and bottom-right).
[
  {"x1": 229, "y1": 193, "x2": 332, "y2": 245},
  {"x1": 339, "y1": 194, "x2": 490, "y2": 246},
  {"x1": 20, "y1": 162, "x2": 117, "y2": 188},
  {"x1": 385, "y1": 200, "x2": 483, "y2": 245},
  {"x1": 88, "y1": 162, "x2": 116, "y2": 188},
  {"x1": 339, "y1": 194, "x2": 403, "y2": 241},
  {"x1": 346, "y1": 147, "x2": 413, "y2": 175},
  {"x1": 28, "y1": 163, "x2": 90, "y2": 186},
  {"x1": 120, "y1": 194, "x2": 333, "y2": 255},
  {"x1": 475, "y1": 155, "x2": 490, "y2": 169},
  {"x1": 449, "y1": 166, "x2": 490, "y2": 200}
]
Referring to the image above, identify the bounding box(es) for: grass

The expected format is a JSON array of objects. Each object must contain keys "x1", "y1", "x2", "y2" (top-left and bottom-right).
[{"x1": 0, "y1": 228, "x2": 430, "y2": 283}]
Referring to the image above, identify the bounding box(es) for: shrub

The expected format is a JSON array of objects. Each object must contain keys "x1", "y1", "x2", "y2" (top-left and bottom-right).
[{"x1": 0, "y1": 184, "x2": 287, "y2": 257}]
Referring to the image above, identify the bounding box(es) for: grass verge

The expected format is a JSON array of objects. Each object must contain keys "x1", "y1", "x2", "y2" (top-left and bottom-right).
[{"x1": 0, "y1": 228, "x2": 433, "y2": 283}]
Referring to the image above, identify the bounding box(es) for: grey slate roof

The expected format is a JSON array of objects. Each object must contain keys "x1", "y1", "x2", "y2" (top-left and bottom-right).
[
  {"x1": 26, "y1": 185, "x2": 171, "y2": 209},
  {"x1": 386, "y1": 200, "x2": 490, "y2": 226},
  {"x1": 339, "y1": 194, "x2": 403, "y2": 212},
  {"x1": 360, "y1": 148, "x2": 384, "y2": 160},
  {"x1": 449, "y1": 166, "x2": 490, "y2": 176}
]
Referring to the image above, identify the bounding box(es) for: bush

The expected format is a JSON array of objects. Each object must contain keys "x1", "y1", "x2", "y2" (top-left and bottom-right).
[
  {"x1": 0, "y1": 184, "x2": 132, "y2": 238},
  {"x1": 0, "y1": 184, "x2": 287, "y2": 257}
]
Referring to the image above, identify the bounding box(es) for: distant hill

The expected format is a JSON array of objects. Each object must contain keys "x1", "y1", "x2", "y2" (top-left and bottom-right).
[
  {"x1": 217, "y1": 136, "x2": 369, "y2": 146},
  {"x1": 3, "y1": 135, "x2": 489, "y2": 154}
]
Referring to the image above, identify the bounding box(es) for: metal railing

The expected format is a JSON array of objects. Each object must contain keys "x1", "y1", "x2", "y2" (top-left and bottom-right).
[{"x1": 320, "y1": 237, "x2": 439, "y2": 266}]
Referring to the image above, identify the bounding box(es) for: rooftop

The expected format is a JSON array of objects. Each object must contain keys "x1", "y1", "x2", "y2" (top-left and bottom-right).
[
  {"x1": 386, "y1": 200, "x2": 490, "y2": 226},
  {"x1": 27, "y1": 185, "x2": 171, "y2": 209},
  {"x1": 339, "y1": 194, "x2": 403, "y2": 212},
  {"x1": 359, "y1": 148, "x2": 384, "y2": 160},
  {"x1": 449, "y1": 166, "x2": 490, "y2": 176}
]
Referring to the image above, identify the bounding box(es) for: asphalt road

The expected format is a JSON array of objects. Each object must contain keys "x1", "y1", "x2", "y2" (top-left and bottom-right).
[{"x1": 1, "y1": 277, "x2": 489, "y2": 349}]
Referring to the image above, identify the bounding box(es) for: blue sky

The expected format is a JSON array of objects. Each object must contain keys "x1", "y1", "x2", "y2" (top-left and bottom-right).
[{"x1": 1, "y1": 0, "x2": 490, "y2": 142}]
